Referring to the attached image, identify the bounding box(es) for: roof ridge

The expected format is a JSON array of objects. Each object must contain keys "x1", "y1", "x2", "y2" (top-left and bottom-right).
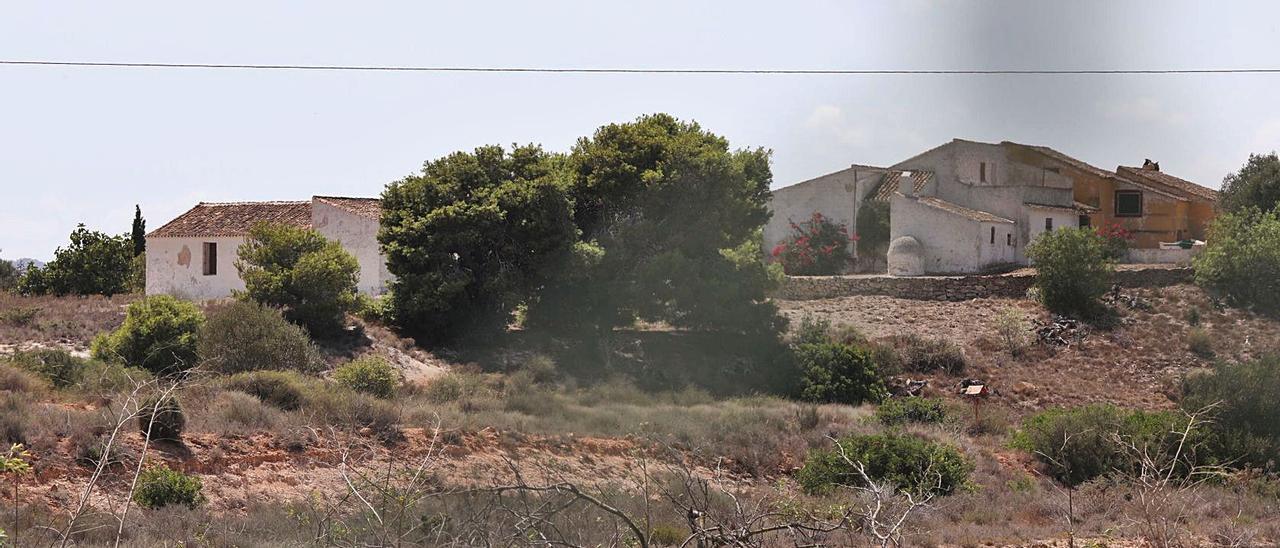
[
  {"x1": 313, "y1": 195, "x2": 380, "y2": 200},
  {"x1": 197, "y1": 200, "x2": 309, "y2": 206}
]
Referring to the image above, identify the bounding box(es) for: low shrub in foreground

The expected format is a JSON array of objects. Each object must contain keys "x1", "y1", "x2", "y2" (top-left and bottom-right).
[
  {"x1": 198, "y1": 301, "x2": 323, "y2": 374},
  {"x1": 793, "y1": 341, "x2": 887, "y2": 405},
  {"x1": 221, "y1": 370, "x2": 310, "y2": 411},
  {"x1": 1012, "y1": 404, "x2": 1196, "y2": 487},
  {"x1": 7, "y1": 349, "x2": 86, "y2": 388},
  {"x1": 91, "y1": 295, "x2": 203, "y2": 375},
  {"x1": 797, "y1": 432, "x2": 971, "y2": 496},
  {"x1": 876, "y1": 397, "x2": 947, "y2": 426},
  {"x1": 333, "y1": 356, "x2": 398, "y2": 398},
  {"x1": 1181, "y1": 356, "x2": 1280, "y2": 470},
  {"x1": 137, "y1": 396, "x2": 185, "y2": 442},
  {"x1": 133, "y1": 465, "x2": 204, "y2": 509}
]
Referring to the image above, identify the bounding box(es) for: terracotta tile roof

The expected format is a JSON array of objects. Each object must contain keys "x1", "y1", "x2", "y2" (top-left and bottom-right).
[
  {"x1": 314, "y1": 196, "x2": 383, "y2": 219},
  {"x1": 917, "y1": 196, "x2": 1015, "y2": 224},
  {"x1": 1116, "y1": 166, "x2": 1218, "y2": 202},
  {"x1": 871, "y1": 170, "x2": 934, "y2": 202},
  {"x1": 148, "y1": 201, "x2": 312, "y2": 238},
  {"x1": 1025, "y1": 201, "x2": 1085, "y2": 213}
]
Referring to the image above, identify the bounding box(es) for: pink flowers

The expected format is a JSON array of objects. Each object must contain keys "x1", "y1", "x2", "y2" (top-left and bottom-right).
[{"x1": 773, "y1": 212, "x2": 852, "y2": 275}]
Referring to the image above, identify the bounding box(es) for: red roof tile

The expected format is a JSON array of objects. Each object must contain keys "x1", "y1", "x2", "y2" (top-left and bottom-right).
[
  {"x1": 148, "y1": 201, "x2": 312, "y2": 238},
  {"x1": 1116, "y1": 166, "x2": 1218, "y2": 203},
  {"x1": 313, "y1": 196, "x2": 383, "y2": 219}
]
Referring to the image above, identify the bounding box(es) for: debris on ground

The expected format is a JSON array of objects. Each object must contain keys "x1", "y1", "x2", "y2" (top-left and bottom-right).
[
  {"x1": 1104, "y1": 284, "x2": 1153, "y2": 311},
  {"x1": 889, "y1": 378, "x2": 928, "y2": 397},
  {"x1": 1033, "y1": 315, "x2": 1086, "y2": 347}
]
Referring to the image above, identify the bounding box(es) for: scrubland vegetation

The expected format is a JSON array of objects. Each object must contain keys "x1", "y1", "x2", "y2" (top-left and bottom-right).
[{"x1": 1, "y1": 118, "x2": 1278, "y2": 546}]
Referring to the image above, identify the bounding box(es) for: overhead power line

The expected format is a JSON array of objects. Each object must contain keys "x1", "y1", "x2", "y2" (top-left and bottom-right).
[{"x1": 2, "y1": 59, "x2": 1280, "y2": 75}]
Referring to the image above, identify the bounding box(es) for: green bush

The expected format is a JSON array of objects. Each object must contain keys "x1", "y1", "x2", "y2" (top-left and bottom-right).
[
  {"x1": 1026, "y1": 227, "x2": 1113, "y2": 317},
  {"x1": 876, "y1": 397, "x2": 947, "y2": 426},
  {"x1": 17, "y1": 225, "x2": 133, "y2": 296},
  {"x1": 332, "y1": 356, "x2": 398, "y2": 399},
  {"x1": 7, "y1": 349, "x2": 86, "y2": 388},
  {"x1": 303, "y1": 386, "x2": 399, "y2": 438},
  {"x1": 198, "y1": 301, "x2": 322, "y2": 374},
  {"x1": 797, "y1": 432, "x2": 971, "y2": 496},
  {"x1": 0, "y1": 306, "x2": 39, "y2": 327},
  {"x1": 793, "y1": 342, "x2": 887, "y2": 405},
  {"x1": 1187, "y1": 328, "x2": 1214, "y2": 358},
  {"x1": 133, "y1": 465, "x2": 204, "y2": 509},
  {"x1": 1011, "y1": 404, "x2": 1194, "y2": 487},
  {"x1": 1181, "y1": 356, "x2": 1280, "y2": 470},
  {"x1": 897, "y1": 335, "x2": 966, "y2": 375},
  {"x1": 222, "y1": 370, "x2": 310, "y2": 411},
  {"x1": 1193, "y1": 208, "x2": 1280, "y2": 315},
  {"x1": 236, "y1": 222, "x2": 359, "y2": 337},
  {"x1": 91, "y1": 295, "x2": 203, "y2": 375},
  {"x1": 1218, "y1": 152, "x2": 1280, "y2": 214},
  {"x1": 137, "y1": 396, "x2": 185, "y2": 442}
]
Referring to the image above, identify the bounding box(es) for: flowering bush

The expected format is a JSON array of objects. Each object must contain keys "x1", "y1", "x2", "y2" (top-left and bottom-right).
[
  {"x1": 771, "y1": 212, "x2": 852, "y2": 275},
  {"x1": 1095, "y1": 221, "x2": 1132, "y2": 260}
]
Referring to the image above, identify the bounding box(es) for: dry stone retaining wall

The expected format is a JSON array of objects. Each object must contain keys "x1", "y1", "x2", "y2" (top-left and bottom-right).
[{"x1": 777, "y1": 266, "x2": 1192, "y2": 301}]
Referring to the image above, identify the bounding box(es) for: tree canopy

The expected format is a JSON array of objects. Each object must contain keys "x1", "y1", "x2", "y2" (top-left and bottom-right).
[
  {"x1": 131, "y1": 205, "x2": 147, "y2": 256},
  {"x1": 379, "y1": 144, "x2": 577, "y2": 344},
  {"x1": 235, "y1": 222, "x2": 360, "y2": 337},
  {"x1": 19, "y1": 224, "x2": 133, "y2": 296},
  {"x1": 1219, "y1": 152, "x2": 1280, "y2": 213}
]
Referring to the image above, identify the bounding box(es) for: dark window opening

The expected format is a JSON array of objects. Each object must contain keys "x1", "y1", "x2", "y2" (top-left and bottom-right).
[
  {"x1": 1006, "y1": 233, "x2": 1012, "y2": 246},
  {"x1": 1079, "y1": 215, "x2": 1092, "y2": 228},
  {"x1": 990, "y1": 226, "x2": 995, "y2": 244},
  {"x1": 202, "y1": 242, "x2": 217, "y2": 276},
  {"x1": 1115, "y1": 190, "x2": 1143, "y2": 217},
  {"x1": 979, "y1": 162, "x2": 987, "y2": 183},
  {"x1": 1045, "y1": 217, "x2": 1053, "y2": 231}
]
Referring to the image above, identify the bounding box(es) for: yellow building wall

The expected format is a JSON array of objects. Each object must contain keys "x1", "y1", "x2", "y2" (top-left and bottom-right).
[{"x1": 1070, "y1": 170, "x2": 1192, "y2": 248}]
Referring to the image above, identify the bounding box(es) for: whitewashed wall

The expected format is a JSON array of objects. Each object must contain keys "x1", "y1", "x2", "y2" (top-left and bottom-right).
[
  {"x1": 145, "y1": 236, "x2": 246, "y2": 299},
  {"x1": 311, "y1": 200, "x2": 392, "y2": 295}
]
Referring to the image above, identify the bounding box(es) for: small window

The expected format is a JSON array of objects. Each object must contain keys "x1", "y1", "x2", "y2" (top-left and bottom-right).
[
  {"x1": 1079, "y1": 215, "x2": 1092, "y2": 228},
  {"x1": 202, "y1": 242, "x2": 217, "y2": 276},
  {"x1": 990, "y1": 226, "x2": 995, "y2": 244},
  {"x1": 1045, "y1": 218, "x2": 1053, "y2": 231},
  {"x1": 1006, "y1": 233, "x2": 1012, "y2": 246},
  {"x1": 979, "y1": 162, "x2": 987, "y2": 183},
  {"x1": 1115, "y1": 190, "x2": 1143, "y2": 217}
]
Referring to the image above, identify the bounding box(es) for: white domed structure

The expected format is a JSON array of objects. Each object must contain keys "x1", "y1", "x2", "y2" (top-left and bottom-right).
[{"x1": 887, "y1": 236, "x2": 925, "y2": 276}]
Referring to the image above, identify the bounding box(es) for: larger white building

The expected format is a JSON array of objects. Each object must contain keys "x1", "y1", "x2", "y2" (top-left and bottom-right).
[{"x1": 145, "y1": 196, "x2": 391, "y2": 299}]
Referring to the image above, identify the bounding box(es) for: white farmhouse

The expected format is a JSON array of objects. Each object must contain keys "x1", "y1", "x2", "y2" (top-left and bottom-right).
[{"x1": 146, "y1": 196, "x2": 391, "y2": 299}]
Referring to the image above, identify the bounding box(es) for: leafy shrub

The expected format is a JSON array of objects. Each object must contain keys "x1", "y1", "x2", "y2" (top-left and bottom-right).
[
  {"x1": 222, "y1": 370, "x2": 309, "y2": 411},
  {"x1": 1011, "y1": 404, "x2": 1193, "y2": 487},
  {"x1": 137, "y1": 396, "x2": 185, "y2": 442},
  {"x1": 236, "y1": 222, "x2": 359, "y2": 337},
  {"x1": 1181, "y1": 356, "x2": 1280, "y2": 469},
  {"x1": 1193, "y1": 207, "x2": 1280, "y2": 315},
  {"x1": 855, "y1": 200, "x2": 891, "y2": 256},
  {"x1": 17, "y1": 225, "x2": 133, "y2": 296},
  {"x1": 198, "y1": 301, "x2": 322, "y2": 374},
  {"x1": 1187, "y1": 328, "x2": 1214, "y2": 358},
  {"x1": 332, "y1": 356, "x2": 398, "y2": 399},
  {"x1": 994, "y1": 308, "x2": 1031, "y2": 357},
  {"x1": 1026, "y1": 227, "x2": 1113, "y2": 317},
  {"x1": 0, "y1": 256, "x2": 17, "y2": 293},
  {"x1": 0, "y1": 306, "x2": 39, "y2": 327},
  {"x1": 771, "y1": 212, "x2": 852, "y2": 276},
  {"x1": 91, "y1": 295, "x2": 203, "y2": 375},
  {"x1": 1186, "y1": 307, "x2": 1201, "y2": 326},
  {"x1": 303, "y1": 386, "x2": 399, "y2": 439},
  {"x1": 133, "y1": 465, "x2": 204, "y2": 509},
  {"x1": 793, "y1": 342, "x2": 887, "y2": 405},
  {"x1": 797, "y1": 432, "x2": 971, "y2": 496},
  {"x1": 791, "y1": 314, "x2": 832, "y2": 346},
  {"x1": 8, "y1": 349, "x2": 86, "y2": 388},
  {"x1": 649, "y1": 524, "x2": 686, "y2": 547},
  {"x1": 896, "y1": 335, "x2": 966, "y2": 375},
  {"x1": 1218, "y1": 152, "x2": 1280, "y2": 214},
  {"x1": 876, "y1": 397, "x2": 946, "y2": 426},
  {"x1": 424, "y1": 374, "x2": 466, "y2": 404},
  {"x1": 75, "y1": 360, "x2": 152, "y2": 394}
]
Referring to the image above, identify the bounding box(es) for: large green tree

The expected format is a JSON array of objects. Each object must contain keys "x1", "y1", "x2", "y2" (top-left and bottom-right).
[
  {"x1": 19, "y1": 224, "x2": 133, "y2": 296},
  {"x1": 235, "y1": 222, "x2": 360, "y2": 337},
  {"x1": 379, "y1": 144, "x2": 578, "y2": 344},
  {"x1": 131, "y1": 205, "x2": 147, "y2": 256},
  {"x1": 1219, "y1": 152, "x2": 1280, "y2": 214},
  {"x1": 0, "y1": 252, "x2": 17, "y2": 292},
  {"x1": 1193, "y1": 207, "x2": 1280, "y2": 315},
  {"x1": 529, "y1": 114, "x2": 782, "y2": 336}
]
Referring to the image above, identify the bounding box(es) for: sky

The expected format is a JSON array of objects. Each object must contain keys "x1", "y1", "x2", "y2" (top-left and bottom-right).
[{"x1": 2, "y1": 1, "x2": 1279, "y2": 260}]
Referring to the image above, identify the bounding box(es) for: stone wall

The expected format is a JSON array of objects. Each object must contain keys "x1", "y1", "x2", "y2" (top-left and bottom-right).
[{"x1": 776, "y1": 265, "x2": 1192, "y2": 301}]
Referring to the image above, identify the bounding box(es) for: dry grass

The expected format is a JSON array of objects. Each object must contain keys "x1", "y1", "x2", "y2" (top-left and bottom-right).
[{"x1": 0, "y1": 292, "x2": 136, "y2": 348}]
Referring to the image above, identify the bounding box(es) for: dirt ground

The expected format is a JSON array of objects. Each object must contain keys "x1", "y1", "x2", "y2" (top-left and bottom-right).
[{"x1": 777, "y1": 284, "x2": 1280, "y2": 413}]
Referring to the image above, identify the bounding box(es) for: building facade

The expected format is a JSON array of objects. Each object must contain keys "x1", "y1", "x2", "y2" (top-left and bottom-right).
[
  {"x1": 146, "y1": 196, "x2": 390, "y2": 299},
  {"x1": 765, "y1": 139, "x2": 1218, "y2": 275}
]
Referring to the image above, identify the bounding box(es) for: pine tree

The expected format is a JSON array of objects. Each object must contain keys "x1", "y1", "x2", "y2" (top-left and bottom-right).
[{"x1": 131, "y1": 205, "x2": 146, "y2": 256}]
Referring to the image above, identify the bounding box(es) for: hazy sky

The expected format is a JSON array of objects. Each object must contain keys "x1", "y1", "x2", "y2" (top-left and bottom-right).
[{"x1": 3, "y1": 1, "x2": 1279, "y2": 260}]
